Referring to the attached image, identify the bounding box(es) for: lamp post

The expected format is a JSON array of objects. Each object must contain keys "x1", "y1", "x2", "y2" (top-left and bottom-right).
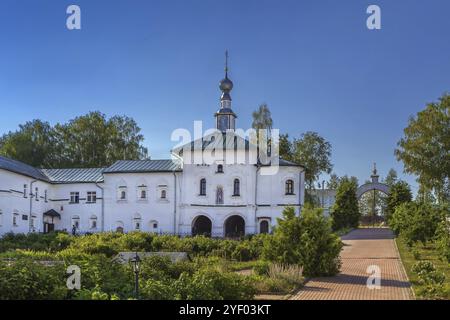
[{"x1": 130, "y1": 252, "x2": 141, "y2": 299}]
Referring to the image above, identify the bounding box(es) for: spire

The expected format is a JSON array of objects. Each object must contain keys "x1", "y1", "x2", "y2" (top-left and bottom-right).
[
  {"x1": 372, "y1": 162, "x2": 378, "y2": 176},
  {"x1": 225, "y1": 50, "x2": 229, "y2": 78},
  {"x1": 215, "y1": 51, "x2": 237, "y2": 132},
  {"x1": 219, "y1": 50, "x2": 233, "y2": 107},
  {"x1": 371, "y1": 162, "x2": 379, "y2": 183}
]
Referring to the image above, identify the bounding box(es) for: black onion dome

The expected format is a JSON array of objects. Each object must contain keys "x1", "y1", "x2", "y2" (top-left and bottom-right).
[{"x1": 219, "y1": 76, "x2": 233, "y2": 92}]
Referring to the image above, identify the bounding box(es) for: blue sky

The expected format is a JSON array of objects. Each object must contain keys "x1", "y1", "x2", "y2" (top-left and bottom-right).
[{"x1": 1, "y1": 0, "x2": 449, "y2": 193}]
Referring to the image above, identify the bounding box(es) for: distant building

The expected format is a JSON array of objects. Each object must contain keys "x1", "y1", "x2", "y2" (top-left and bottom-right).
[{"x1": 309, "y1": 189, "x2": 336, "y2": 216}]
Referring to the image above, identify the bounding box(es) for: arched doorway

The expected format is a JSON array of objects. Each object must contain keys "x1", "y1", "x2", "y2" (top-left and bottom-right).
[
  {"x1": 224, "y1": 215, "x2": 245, "y2": 238},
  {"x1": 260, "y1": 220, "x2": 269, "y2": 234},
  {"x1": 192, "y1": 215, "x2": 212, "y2": 237},
  {"x1": 357, "y1": 164, "x2": 390, "y2": 225}
]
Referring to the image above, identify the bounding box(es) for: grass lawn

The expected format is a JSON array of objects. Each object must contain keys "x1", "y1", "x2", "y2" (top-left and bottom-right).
[{"x1": 396, "y1": 237, "x2": 450, "y2": 299}]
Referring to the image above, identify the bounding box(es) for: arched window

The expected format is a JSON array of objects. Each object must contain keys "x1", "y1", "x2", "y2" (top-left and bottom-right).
[
  {"x1": 134, "y1": 213, "x2": 142, "y2": 230},
  {"x1": 285, "y1": 179, "x2": 294, "y2": 195},
  {"x1": 217, "y1": 164, "x2": 223, "y2": 173},
  {"x1": 150, "y1": 220, "x2": 159, "y2": 233},
  {"x1": 199, "y1": 178, "x2": 206, "y2": 196},
  {"x1": 117, "y1": 185, "x2": 127, "y2": 200},
  {"x1": 90, "y1": 215, "x2": 97, "y2": 229},
  {"x1": 115, "y1": 221, "x2": 124, "y2": 233},
  {"x1": 260, "y1": 220, "x2": 269, "y2": 234},
  {"x1": 160, "y1": 189, "x2": 166, "y2": 199},
  {"x1": 71, "y1": 215, "x2": 80, "y2": 229},
  {"x1": 233, "y1": 179, "x2": 240, "y2": 196},
  {"x1": 216, "y1": 186, "x2": 224, "y2": 204},
  {"x1": 12, "y1": 213, "x2": 18, "y2": 227}
]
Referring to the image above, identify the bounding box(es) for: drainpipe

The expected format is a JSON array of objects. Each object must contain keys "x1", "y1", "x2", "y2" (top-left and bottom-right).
[
  {"x1": 254, "y1": 166, "x2": 260, "y2": 234},
  {"x1": 95, "y1": 181, "x2": 105, "y2": 232},
  {"x1": 173, "y1": 172, "x2": 177, "y2": 235},
  {"x1": 29, "y1": 180, "x2": 37, "y2": 233},
  {"x1": 298, "y1": 170, "x2": 302, "y2": 216}
]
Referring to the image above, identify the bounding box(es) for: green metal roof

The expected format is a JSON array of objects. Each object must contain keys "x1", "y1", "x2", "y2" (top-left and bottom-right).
[
  {"x1": 104, "y1": 159, "x2": 182, "y2": 174},
  {"x1": 40, "y1": 168, "x2": 105, "y2": 183}
]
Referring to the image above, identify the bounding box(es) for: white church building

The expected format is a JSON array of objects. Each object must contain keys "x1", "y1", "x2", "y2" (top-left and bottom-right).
[{"x1": 0, "y1": 66, "x2": 305, "y2": 238}]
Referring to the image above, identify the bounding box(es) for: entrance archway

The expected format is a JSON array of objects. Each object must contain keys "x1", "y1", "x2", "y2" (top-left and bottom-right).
[
  {"x1": 357, "y1": 164, "x2": 390, "y2": 225},
  {"x1": 224, "y1": 215, "x2": 245, "y2": 238},
  {"x1": 356, "y1": 164, "x2": 390, "y2": 199},
  {"x1": 192, "y1": 215, "x2": 212, "y2": 237}
]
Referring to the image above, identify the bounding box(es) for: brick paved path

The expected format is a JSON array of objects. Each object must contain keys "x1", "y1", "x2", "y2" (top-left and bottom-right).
[{"x1": 290, "y1": 228, "x2": 413, "y2": 300}]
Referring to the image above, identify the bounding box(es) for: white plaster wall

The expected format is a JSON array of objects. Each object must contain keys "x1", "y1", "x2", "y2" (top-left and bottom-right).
[
  {"x1": 50, "y1": 182, "x2": 103, "y2": 233},
  {"x1": 0, "y1": 169, "x2": 52, "y2": 235},
  {"x1": 102, "y1": 172, "x2": 178, "y2": 234}
]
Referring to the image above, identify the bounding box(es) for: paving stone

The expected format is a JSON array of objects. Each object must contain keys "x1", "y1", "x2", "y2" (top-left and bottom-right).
[{"x1": 290, "y1": 228, "x2": 413, "y2": 300}]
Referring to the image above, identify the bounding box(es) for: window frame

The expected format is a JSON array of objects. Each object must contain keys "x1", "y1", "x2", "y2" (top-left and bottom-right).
[
  {"x1": 70, "y1": 192, "x2": 80, "y2": 204},
  {"x1": 233, "y1": 178, "x2": 240, "y2": 196},
  {"x1": 87, "y1": 191, "x2": 97, "y2": 203},
  {"x1": 199, "y1": 178, "x2": 206, "y2": 196},
  {"x1": 285, "y1": 179, "x2": 295, "y2": 195}
]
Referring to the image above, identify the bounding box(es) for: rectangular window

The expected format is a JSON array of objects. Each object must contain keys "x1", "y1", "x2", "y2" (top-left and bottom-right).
[
  {"x1": 13, "y1": 215, "x2": 17, "y2": 226},
  {"x1": 44, "y1": 190, "x2": 48, "y2": 202},
  {"x1": 22, "y1": 215, "x2": 28, "y2": 221},
  {"x1": 35, "y1": 187, "x2": 39, "y2": 201},
  {"x1": 70, "y1": 192, "x2": 80, "y2": 204},
  {"x1": 87, "y1": 191, "x2": 97, "y2": 203},
  {"x1": 23, "y1": 185, "x2": 27, "y2": 198}
]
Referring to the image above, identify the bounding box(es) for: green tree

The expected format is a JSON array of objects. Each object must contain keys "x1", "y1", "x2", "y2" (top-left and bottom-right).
[
  {"x1": 0, "y1": 120, "x2": 57, "y2": 167},
  {"x1": 279, "y1": 133, "x2": 293, "y2": 161},
  {"x1": 395, "y1": 93, "x2": 450, "y2": 204},
  {"x1": 384, "y1": 168, "x2": 398, "y2": 187},
  {"x1": 385, "y1": 180, "x2": 412, "y2": 222},
  {"x1": 292, "y1": 131, "x2": 333, "y2": 190},
  {"x1": 252, "y1": 103, "x2": 273, "y2": 134},
  {"x1": 0, "y1": 112, "x2": 148, "y2": 168},
  {"x1": 327, "y1": 173, "x2": 340, "y2": 190},
  {"x1": 330, "y1": 177, "x2": 360, "y2": 230}
]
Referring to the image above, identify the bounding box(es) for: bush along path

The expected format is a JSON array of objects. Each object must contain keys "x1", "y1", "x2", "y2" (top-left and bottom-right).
[{"x1": 290, "y1": 228, "x2": 414, "y2": 300}]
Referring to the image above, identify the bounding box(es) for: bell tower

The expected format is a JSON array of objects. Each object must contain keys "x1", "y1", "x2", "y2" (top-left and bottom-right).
[{"x1": 215, "y1": 51, "x2": 237, "y2": 132}]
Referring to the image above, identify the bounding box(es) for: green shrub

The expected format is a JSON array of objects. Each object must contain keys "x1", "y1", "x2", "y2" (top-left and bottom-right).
[
  {"x1": 411, "y1": 261, "x2": 447, "y2": 299},
  {"x1": 262, "y1": 206, "x2": 342, "y2": 277},
  {"x1": 249, "y1": 274, "x2": 292, "y2": 294},
  {"x1": 391, "y1": 202, "x2": 445, "y2": 246},
  {"x1": 0, "y1": 258, "x2": 68, "y2": 300},
  {"x1": 253, "y1": 260, "x2": 270, "y2": 276},
  {"x1": 435, "y1": 212, "x2": 450, "y2": 263}
]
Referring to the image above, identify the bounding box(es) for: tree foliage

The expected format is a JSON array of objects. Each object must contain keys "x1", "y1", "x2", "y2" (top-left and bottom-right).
[
  {"x1": 395, "y1": 93, "x2": 450, "y2": 204},
  {"x1": 390, "y1": 202, "x2": 446, "y2": 246},
  {"x1": 0, "y1": 120, "x2": 56, "y2": 167},
  {"x1": 252, "y1": 103, "x2": 273, "y2": 133},
  {"x1": 385, "y1": 180, "x2": 412, "y2": 222},
  {"x1": 0, "y1": 111, "x2": 148, "y2": 168},
  {"x1": 262, "y1": 206, "x2": 342, "y2": 277},
  {"x1": 330, "y1": 177, "x2": 360, "y2": 231}
]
